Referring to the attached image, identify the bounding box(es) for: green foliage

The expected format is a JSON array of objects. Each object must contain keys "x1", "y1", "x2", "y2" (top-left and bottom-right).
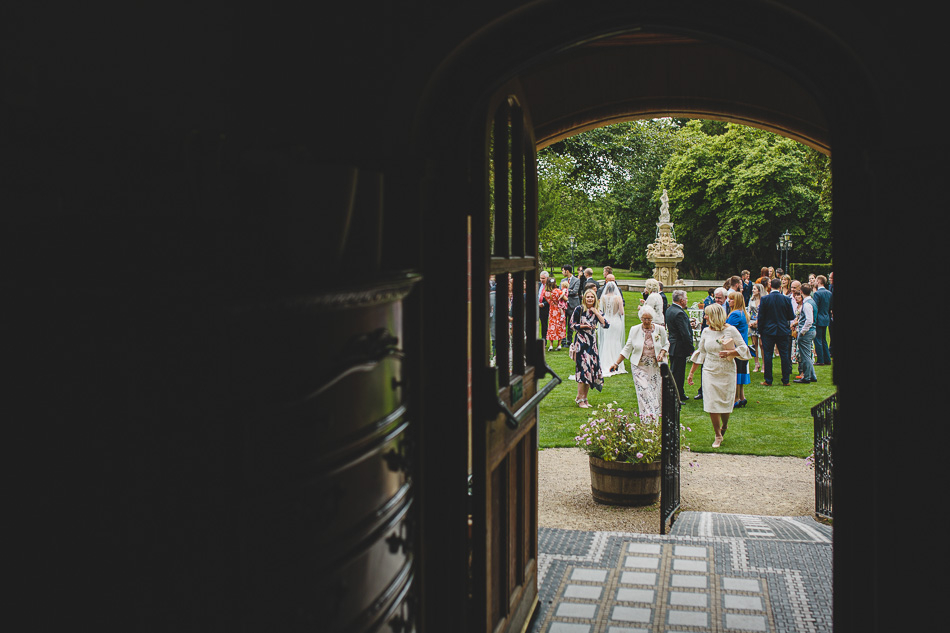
[
  {"x1": 574, "y1": 402, "x2": 664, "y2": 463},
  {"x1": 538, "y1": 120, "x2": 687, "y2": 270},
  {"x1": 537, "y1": 119, "x2": 832, "y2": 278},
  {"x1": 659, "y1": 122, "x2": 831, "y2": 276},
  {"x1": 790, "y1": 263, "x2": 833, "y2": 280}
]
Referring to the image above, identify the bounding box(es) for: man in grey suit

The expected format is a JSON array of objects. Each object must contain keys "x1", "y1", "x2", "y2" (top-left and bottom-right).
[
  {"x1": 757, "y1": 277, "x2": 796, "y2": 386},
  {"x1": 562, "y1": 265, "x2": 581, "y2": 345},
  {"x1": 812, "y1": 275, "x2": 833, "y2": 365}
]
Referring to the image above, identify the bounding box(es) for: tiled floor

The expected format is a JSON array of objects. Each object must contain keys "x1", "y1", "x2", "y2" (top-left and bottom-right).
[{"x1": 532, "y1": 512, "x2": 832, "y2": 633}]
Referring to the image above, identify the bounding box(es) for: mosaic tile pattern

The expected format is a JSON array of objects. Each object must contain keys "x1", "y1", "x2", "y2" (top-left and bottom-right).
[{"x1": 533, "y1": 512, "x2": 832, "y2": 633}]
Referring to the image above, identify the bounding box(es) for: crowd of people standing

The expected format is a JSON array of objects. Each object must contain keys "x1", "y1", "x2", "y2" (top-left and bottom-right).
[{"x1": 527, "y1": 264, "x2": 833, "y2": 448}]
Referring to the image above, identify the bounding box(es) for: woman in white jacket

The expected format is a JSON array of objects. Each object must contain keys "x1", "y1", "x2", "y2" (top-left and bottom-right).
[{"x1": 608, "y1": 305, "x2": 669, "y2": 420}]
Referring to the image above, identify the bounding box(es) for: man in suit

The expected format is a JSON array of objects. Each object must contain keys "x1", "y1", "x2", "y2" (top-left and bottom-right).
[
  {"x1": 562, "y1": 265, "x2": 581, "y2": 346},
  {"x1": 581, "y1": 267, "x2": 597, "y2": 293},
  {"x1": 666, "y1": 289, "x2": 695, "y2": 403},
  {"x1": 596, "y1": 266, "x2": 612, "y2": 299},
  {"x1": 537, "y1": 270, "x2": 549, "y2": 343},
  {"x1": 757, "y1": 277, "x2": 796, "y2": 386},
  {"x1": 741, "y1": 270, "x2": 753, "y2": 304},
  {"x1": 812, "y1": 274, "x2": 832, "y2": 365}
]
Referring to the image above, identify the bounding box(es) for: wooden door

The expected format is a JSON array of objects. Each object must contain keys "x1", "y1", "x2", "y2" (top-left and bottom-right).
[{"x1": 470, "y1": 80, "x2": 557, "y2": 633}]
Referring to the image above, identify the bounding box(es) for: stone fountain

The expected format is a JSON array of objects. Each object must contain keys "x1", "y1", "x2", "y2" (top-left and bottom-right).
[{"x1": 646, "y1": 189, "x2": 685, "y2": 286}]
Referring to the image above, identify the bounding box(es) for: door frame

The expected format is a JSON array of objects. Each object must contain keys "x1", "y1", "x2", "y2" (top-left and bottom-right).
[{"x1": 412, "y1": 2, "x2": 875, "y2": 631}]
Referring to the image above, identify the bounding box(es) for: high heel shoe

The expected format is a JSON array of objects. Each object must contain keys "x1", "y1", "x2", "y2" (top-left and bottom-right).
[
  {"x1": 739, "y1": 399, "x2": 747, "y2": 407},
  {"x1": 712, "y1": 435, "x2": 723, "y2": 448}
]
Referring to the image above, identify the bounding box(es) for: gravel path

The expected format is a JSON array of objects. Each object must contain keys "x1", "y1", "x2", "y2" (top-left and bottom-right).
[{"x1": 539, "y1": 447, "x2": 815, "y2": 533}]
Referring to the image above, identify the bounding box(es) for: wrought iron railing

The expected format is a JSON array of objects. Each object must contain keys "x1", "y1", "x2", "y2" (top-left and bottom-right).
[
  {"x1": 659, "y1": 362, "x2": 682, "y2": 534},
  {"x1": 810, "y1": 392, "x2": 836, "y2": 520}
]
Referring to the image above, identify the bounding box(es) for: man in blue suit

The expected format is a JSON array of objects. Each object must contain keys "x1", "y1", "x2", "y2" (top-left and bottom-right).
[
  {"x1": 757, "y1": 277, "x2": 796, "y2": 386},
  {"x1": 812, "y1": 275, "x2": 833, "y2": 365}
]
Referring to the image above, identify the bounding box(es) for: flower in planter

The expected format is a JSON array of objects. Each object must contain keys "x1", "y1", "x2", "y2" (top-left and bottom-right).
[{"x1": 574, "y1": 401, "x2": 690, "y2": 464}]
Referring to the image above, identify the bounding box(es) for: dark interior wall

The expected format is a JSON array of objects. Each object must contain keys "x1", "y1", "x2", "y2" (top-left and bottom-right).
[{"x1": 5, "y1": 1, "x2": 945, "y2": 632}]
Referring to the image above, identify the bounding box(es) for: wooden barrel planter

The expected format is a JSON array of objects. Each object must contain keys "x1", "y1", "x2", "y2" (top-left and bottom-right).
[{"x1": 589, "y1": 456, "x2": 662, "y2": 506}]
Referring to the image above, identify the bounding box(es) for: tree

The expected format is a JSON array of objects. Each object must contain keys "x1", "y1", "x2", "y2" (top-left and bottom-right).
[
  {"x1": 658, "y1": 121, "x2": 831, "y2": 277},
  {"x1": 537, "y1": 119, "x2": 832, "y2": 278},
  {"x1": 538, "y1": 119, "x2": 687, "y2": 271}
]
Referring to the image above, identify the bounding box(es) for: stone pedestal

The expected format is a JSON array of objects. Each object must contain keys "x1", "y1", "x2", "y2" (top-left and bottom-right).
[
  {"x1": 647, "y1": 222, "x2": 685, "y2": 286},
  {"x1": 646, "y1": 190, "x2": 685, "y2": 286}
]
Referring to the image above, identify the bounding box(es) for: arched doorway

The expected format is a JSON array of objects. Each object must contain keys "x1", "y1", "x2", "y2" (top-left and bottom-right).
[{"x1": 413, "y1": 3, "x2": 871, "y2": 632}]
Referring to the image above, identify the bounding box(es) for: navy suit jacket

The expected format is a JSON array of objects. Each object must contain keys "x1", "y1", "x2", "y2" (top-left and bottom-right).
[
  {"x1": 812, "y1": 286, "x2": 832, "y2": 326},
  {"x1": 757, "y1": 290, "x2": 795, "y2": 337},
  {"x1": 665, "y1": 303, "x2": 695, "y2": 358}
]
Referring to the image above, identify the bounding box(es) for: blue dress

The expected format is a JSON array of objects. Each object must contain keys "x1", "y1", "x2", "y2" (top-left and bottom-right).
[{"x1": 727, "y1": 309, "x2": 751, "y2": 385}]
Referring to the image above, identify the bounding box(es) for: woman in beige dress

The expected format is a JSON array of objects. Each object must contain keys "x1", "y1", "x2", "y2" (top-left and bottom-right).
[{"x1": 687, "y1": 303, "x2": 751, "y2": 448}]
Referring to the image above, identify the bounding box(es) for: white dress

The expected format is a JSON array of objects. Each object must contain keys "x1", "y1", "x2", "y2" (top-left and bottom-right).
[
  {"x1": 692, "y1": 325, "x2": 751, "y2": 414},
  {"x1": 598, "y1": 288, "x2": 627, "y2": 376},
  {"x1": 640, "y1": 291, "x2": 665, "y2": 325}
]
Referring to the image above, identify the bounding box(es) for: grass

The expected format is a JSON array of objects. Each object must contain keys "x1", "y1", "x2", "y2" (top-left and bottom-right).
[{"x1": 538, "y1": 289, "x2": 834, "y2": 458}]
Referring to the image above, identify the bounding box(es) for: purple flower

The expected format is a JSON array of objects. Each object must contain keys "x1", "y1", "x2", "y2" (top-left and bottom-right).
[{"x1": 636, "y1": 452, "x2": 644, "y2": 459}]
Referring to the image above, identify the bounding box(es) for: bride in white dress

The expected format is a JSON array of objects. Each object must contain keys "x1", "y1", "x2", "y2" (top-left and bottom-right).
[{"x1": 598, "y1": 281, "x2": 627, "y2": 376}]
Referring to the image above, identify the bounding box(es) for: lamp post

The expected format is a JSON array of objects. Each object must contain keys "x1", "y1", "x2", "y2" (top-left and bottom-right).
[
  {"x1": 569, "y1": 235, "x2": 576, "y2": 273},
  {"x1": 776, "y1": 231, "x2": 793, "y2": 273}
]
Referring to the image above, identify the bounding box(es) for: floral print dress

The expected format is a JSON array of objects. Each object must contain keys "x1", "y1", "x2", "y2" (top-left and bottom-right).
[
  {"x1": 631, "y1": 326, "x2": 662, "y2": 420},
  {"x1": 545, "y1": 288, "x2": 566, "y2": 342},
  {"x1": 571, "y1": 306, "x2": 608, "y2": 391}
]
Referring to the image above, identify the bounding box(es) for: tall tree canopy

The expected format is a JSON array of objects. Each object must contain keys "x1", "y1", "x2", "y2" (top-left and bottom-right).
[{"x1": 537, "y1": 119, "x2": 832, "y2": 278}]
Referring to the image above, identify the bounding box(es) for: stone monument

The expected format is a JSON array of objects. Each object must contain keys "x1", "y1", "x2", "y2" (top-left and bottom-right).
[{"x1": 646, "y1": 190, "x2": 685, "y2": 286}]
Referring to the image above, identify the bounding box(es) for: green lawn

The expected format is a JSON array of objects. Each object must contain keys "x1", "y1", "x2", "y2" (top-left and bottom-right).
[{"x1": 538, "y1": 289, "x2": 834, "y2": 457}]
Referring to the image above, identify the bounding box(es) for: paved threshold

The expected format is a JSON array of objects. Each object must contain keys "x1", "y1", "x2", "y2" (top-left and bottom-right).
[{"x1": 532, "y1": 512, "x2": 832, "y2": 633}]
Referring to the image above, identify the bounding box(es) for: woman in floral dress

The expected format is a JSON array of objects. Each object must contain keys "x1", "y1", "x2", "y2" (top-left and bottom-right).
[
  {"x1": 608, "y1": 304, "x2": 669, "y2": 421},
  {"x1": 543, "y1": 277, "x2": 565, "y2": 351},
  {"x1": 571, "y1": 288, "x2": 609, "y2": 408}
]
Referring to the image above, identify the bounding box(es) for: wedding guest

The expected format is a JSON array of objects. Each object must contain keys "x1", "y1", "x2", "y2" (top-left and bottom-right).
[
  {"x1": 727, "y1": 291, "x2": 751, "y2": 407},
  {"x1": 794, "y1": 283, "x2": 818, "y2": 383},
  {"x1": 757, "y1": 277, "x2": 796, "y2": 386},
  {"x1": 741, "y1": 270, "x2": 753, "y2": 304},
  {"x1": 609, "y1": 304, "x2": 669, "y2": 420},
  {"x1": 664, "y1": 289, "x2": 695, "y2": 402},
  {"x1": 571, "y1": 288, "x2": 609, "y2": 408},
  {"x1": 562, "y1": 265, "x2": 581, "y2": 346},
  {"x1": 688, "y1": 303, "x2": 751, "y2": 447},
  {"x1": 639, "y1": 278, "x2": 665, "y2": 326},
  {"x1": 813, "y1": 274, "x2": 833, "y2": 365},
  {"x1": 537, "y1": 270, "x2": 549, "y2": 342},
  {"x1": 748, "y1": 283, "x2": 765, "y2": 372}
]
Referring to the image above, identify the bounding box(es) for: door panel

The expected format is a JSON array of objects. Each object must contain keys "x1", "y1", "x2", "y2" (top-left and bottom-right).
[{"x1": 470, "y1": 80, "x2": 547, "y2": 633}]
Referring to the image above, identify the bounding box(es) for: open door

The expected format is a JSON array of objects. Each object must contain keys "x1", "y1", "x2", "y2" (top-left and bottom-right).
[{"x1": 469, "y1": 80, "x2": 560, "y2": 633}]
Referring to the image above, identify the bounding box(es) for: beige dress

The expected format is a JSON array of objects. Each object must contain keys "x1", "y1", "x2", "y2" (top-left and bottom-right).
[{"x1": 692, "y1": 325, "x2": 751, "y2": 414}]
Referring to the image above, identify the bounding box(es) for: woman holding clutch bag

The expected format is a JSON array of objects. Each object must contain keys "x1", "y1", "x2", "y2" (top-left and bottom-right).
[{"x1": 687, "y1": 303, "x2": 751, "y2": 447}]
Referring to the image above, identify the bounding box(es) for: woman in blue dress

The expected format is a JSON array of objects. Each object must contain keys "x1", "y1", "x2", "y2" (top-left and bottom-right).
[
  {"x1": 727, "y1": 290, "x2": 751, "y2": 409},
  {"x1": 571, "y1": 288, "x2": 609, "y2": 408}
]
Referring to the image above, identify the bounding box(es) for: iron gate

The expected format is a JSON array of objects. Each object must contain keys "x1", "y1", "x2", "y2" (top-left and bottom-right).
[
  {"x1": 659, "y1": 362, "x2": 681, "y2": 535},
  {"x1": 811, "y1": 392, "x2": 836, "y2": 520}
]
